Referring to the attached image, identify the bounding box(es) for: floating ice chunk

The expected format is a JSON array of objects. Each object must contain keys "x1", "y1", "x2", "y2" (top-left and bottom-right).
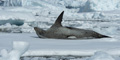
[
  {"x1": 0, "y1": 49, "x2": 9, "y2": 60},
  {"x1": 0, "y1": 41, "x2": 29, "y2": 60},
  {"x1": 0, "y1": 11, "x2": 35, "y2": 22},
  {"x1": 83, "y1": 0, "x2": 120, "y2": 12},
  {"x1": 9, "y1": 41, "x2": 29, "y2": 60},
  {"x1": 92, "y1": 12, "x2": 105, "y2": 19},
  {"x1": 3, "y1": 0, "x2": 31, "y2": 6}
]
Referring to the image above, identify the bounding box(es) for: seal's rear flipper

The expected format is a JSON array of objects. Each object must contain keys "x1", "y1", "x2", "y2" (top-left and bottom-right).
[
  {"x1": 51, "y1": 11, "x2": 64, "y2": 28},
  {"x1": 101, "y1": 35, "x2": 111, "y2": 38},
  {"x1": 97, "y1": 34, "x2": 110, "y2": 38}
]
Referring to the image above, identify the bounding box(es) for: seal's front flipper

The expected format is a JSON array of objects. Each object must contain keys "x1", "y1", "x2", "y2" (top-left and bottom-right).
[
  {"x1": 51, "y1": 11, "x2": 64, "y2": 28},
  {"x1": 67, "y1": 36, "x2": 77, "y2": 39}
]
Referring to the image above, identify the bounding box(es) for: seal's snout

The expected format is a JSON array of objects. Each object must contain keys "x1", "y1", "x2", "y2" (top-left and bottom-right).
[
  {"x1": 34, "y1": 27, "x2": 38, "y2": 30},
  {"x1": 34, "y1": 27, "x2": 39, "y2": 32},
  {"x1": 34, "y1": 27, "x2": 37, "y2": 29},
  {"x1": 34, "y1": 27, "x2": 45, "y2": 33}
]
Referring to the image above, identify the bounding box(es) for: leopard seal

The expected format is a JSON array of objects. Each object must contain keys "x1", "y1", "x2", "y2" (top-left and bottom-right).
[{"x1": 34, "y1": 11, "x2": 109, "y2": 39}]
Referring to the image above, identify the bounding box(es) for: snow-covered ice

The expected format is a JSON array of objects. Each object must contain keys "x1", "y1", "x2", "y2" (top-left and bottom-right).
[
  {"x1": 0, "y1": 33, "x2": 120, "y2": 60},
  {"x1": 86, "y1": 51, "x2": 115, "y2": 60},
  {"x1": 0, "y1": 33, "x2": 120, "y2": 56}
]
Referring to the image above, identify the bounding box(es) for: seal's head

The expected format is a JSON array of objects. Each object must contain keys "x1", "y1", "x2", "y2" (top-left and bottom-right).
[{"x1": 34, "y1": 27, "x2": 46, "y2": 38}]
